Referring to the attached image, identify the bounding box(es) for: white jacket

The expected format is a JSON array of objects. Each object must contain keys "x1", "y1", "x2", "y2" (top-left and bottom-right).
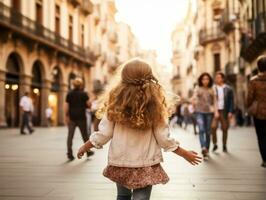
[{"x1": 90, "y1": 116, "x2": 180, "y2": 168}]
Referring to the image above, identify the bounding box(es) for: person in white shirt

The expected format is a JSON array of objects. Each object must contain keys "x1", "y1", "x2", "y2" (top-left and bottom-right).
[
  {"x1": 212, "y1": 72, "x2": 234, "y2": 152},
  {"x1": 45, "y1": 107, "x2": 53, "y2": 127},
  {"x1": 20, "y1": 92, "x2": 34, "y2": 134}
]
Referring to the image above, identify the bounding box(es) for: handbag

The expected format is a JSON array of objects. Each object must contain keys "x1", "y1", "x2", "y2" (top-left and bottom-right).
[{"x1": 247, "y1": 101, "x2": 258, "y2": 116}]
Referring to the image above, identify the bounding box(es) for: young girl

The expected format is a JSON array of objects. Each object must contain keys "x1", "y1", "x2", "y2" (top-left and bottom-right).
[
  {"x1": 77, "y1": 59, "x2": 201, "y2": 200},
  {"x1": 192, "y1": 73, "x2": 218, "y2": 159}
]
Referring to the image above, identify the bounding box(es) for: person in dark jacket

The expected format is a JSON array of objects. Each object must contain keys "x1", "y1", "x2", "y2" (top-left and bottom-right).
[
  {"x1": 247, "y1": 56, "x2": 266, "y2": 168},
  {"x1": 65, "y1": 77, "x2": 93, "y2": 160},
  {"x1": 211, "y1": 72, "x2": 234, "y2": 153}
]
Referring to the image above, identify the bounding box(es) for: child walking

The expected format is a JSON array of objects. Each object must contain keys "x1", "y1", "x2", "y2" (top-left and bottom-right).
[{"x1": 77, "y1": 59, "x2": 201, "y2": 200}]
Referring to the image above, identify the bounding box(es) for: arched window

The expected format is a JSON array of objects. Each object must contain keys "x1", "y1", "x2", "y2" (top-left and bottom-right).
[{"x1": 32, "y1": 61, "x2": 42, "y2": 88}]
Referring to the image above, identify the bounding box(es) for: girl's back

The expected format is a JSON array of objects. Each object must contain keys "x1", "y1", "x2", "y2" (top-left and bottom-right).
[{"x1": 77, "y1": 58, "x2": 201, "y2": 200}]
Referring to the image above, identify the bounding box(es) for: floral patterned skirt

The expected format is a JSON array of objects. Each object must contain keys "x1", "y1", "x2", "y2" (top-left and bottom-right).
[{"x1": 103, "y1": 164, "x2": 169, "y2": 189}]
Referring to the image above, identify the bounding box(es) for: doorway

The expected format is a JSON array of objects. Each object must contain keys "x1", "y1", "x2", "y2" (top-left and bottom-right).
[{"x1": 5, "y1": 53, "x2": 21, "y2": 127}]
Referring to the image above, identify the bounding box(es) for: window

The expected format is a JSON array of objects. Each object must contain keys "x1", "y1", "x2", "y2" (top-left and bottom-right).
[
  {"x1": 213, "y1": 53, "x2": 221, "y2": 72},
  {"x1": 36, "y1": 0, "x2": 43, "y2": 24},
  {"x1": 55, "y1": 5, "x2": 60, "y2": 34},
  {"x1": 81, "y1": 24, "x2": 84, "y2": 47},
  {"x1": 69, "y1": 15, "x2": 73, "y2": 42}
]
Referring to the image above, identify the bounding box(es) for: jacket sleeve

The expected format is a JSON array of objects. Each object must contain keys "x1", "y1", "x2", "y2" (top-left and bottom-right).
[
  {"x1": 153, "y1": 123, "x2": 180, "y2": 152},
  {"x1": 247, "y1": 81, "x2": 255, "y2": 108},
  {"x1": 89, "y1": 115, "x2": 115, "y2": 149}
]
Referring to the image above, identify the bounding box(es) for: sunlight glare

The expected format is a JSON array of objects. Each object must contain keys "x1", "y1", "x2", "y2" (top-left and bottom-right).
[{"x1": 115, "y1": 0, "x2": 190, "y2": 68}]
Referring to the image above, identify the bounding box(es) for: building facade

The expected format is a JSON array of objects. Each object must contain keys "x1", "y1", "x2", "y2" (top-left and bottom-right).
[
  {"x1": 89, "y1": 1, "x2": 140, "y2": 88},
  {"x1": 195, "y1": 0, "x2": 247, "y2": 111},
  {"x1": 0, "y1": 0, "x2": 94, "y2": 127},
  {"x1": 0, "y1": 0, "x2": 141, "y2": 128},
  {"x1": 171, "y1": 0, "x2": 198, "y2": 98},
  {"x1": 171, "y1": 0, "x2": 253, "y2": 112},
  {"x1": 241, "y1": 0, "x2": 266, "y2": 75}
]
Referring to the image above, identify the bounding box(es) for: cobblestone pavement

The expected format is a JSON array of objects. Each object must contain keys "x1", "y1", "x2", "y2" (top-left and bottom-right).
[{"x1": 0, "y1": 125, "x2": 265, "y2": 200}]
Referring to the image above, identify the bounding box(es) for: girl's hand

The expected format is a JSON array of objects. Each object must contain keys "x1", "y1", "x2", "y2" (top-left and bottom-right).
[
  {"x1": 77, "y1": 141, "x2": 94, "y2": 159},
  {"x1": 77, "y1": 146, "x2": 86, "y2": 159},
  {"x1": 182, "y1": 150, "x2": 202, "y2": 165}
]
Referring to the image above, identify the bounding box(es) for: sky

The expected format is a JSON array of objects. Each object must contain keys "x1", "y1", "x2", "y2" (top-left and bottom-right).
[{"x1": 115, "y1": 0, "x2": 190, "y2": 68}]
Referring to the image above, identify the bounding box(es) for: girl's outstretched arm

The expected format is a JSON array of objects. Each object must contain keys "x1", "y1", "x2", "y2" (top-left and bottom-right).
[
  {"x1": 77, "y1": 141, "x2": 94, "y2": 159},
  {"x1": 173, "y1": 146, "x2": 202, "y2": 165},
  {"x1": 77, "y1": 115, "x2": 115, "y2": 159}
]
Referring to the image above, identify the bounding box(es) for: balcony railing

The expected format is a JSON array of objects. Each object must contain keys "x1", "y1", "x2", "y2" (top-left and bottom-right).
[
  {"x1": 199, "y1": 26, "x2": 225, "y2": 45},
  {"x1": 0, "y1": 2, "x2": 94, "y2": 65},
  {"x1": 69, "y1": 0, "x2": 82, "y2": 7},
  {"x1": 220, "y1": 8, "x2": 236, "y2": 33},
  {"x1": 108, "y1": 29, "x2": 118, "y2": 43},
  {"x1": 92, "y1": 42, "x2": 101, "y2": 57},
  {"x1": 249, "y1": 12, "x2": 266, "y2": 38},
  {"x1": 68, "y1": 0, "x2": 93, "y2": 15},
  {"x1": 80, "y1": 0, "x2": 93, "y2": 15},
  {"x1": 241, "y1": 12, "x2": 266, "y2": 62}
]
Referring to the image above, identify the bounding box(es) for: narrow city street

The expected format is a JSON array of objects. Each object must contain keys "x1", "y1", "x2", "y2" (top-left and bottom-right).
[{"x1": 0, "y1": 126, "x2": 265, "y2": 200}]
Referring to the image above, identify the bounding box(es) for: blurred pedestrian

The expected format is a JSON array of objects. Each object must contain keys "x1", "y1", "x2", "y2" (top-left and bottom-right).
[
  {"x1": 235, "y1": 107, "x2": 244, "y2": 126},
  {"x1": 247, "y1": 56, "x2": 266, "y2": 168},
  {"x1": 192, "y1": 73, "x2": 217, "y2": 159},
  {"x1": 91, "y1": 96, "x2": 101, "y2": 131},
  {"x1": 86, "y1": 109, "x2": 92, "y2": 134},
  {"x1": 211, "y1": 72, "x2": 234, "y2": 153},
  {"x1": 181, "y1": 102, "x2": 189, "y2": 130},
  {"x1": 91, "y1": 80, "x2": 104, "y2": 131},
  {"x1": 175, "y1": 103, "x2": 183, "y2": 127},
  {"x1": 188, "y1": 102, "x2": 197, "y2": 135},
  {"x1": 20, "y1": 91, "x2": 34, "y2": 135},
  {"x1": 65, "y1": 77, "x2": 93, "y2": 161},
  {"x1": 45, "y1": 107, "x2": 53, "y2": 127},
  {"x1": 77, "y1": 59, "x2": 201, "y2": 200}
]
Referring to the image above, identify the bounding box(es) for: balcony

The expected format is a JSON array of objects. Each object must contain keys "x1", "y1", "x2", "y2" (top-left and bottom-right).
[
  {"x1": 171, "y1": 74, "x2": 181, "y2": 81},
  {"x1": 107, "y1": 54, "x2": 119, "y2": 71},
  {"x1": 108, "y1": 29, "x2": 118, "y2": 43},
  {"x1": 212, "y1": 0, "x2": 223, "y2": 20},
  {"x1": 93, "y1": 42, "x2": 101, "y2": 57},
  {"x1": 80, "y1": 0, "x2": 93, "y2": 16},
  {"x1": 242, "y1": 12, "x2": 266, "y2": 62},
  {"x1": 68, "y1": 0, "x2": 93, "y2": 15},
  {"x1": 100, "y1": 19, "x2": 107, "y2": 34},
  {"x1": 220, "y1": 9, "x2": 237, "y2": 33},
  {"x1": 171, "y1": 74, "x2": 182, "y2": 87},
  {"x1": 249, "y1": 12, "x2": 266, "y2": 38},
  {"x1": 93, "y1": 4, "x2": 100, "y2": 25},
  {"x1": 199, "y1": 26, "x2": 225, "y2": 45},
  {"x1": 69, "y1": 0, "x2": 82, "y2": 7},
  {"x1": 0, "y1": 2, "x2": 94, "y2": 66}
]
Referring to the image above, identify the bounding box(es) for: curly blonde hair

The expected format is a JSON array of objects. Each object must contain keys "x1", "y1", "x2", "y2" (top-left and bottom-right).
[{"x1": 99, "y1": 58, "x2": 169, "y2": 130}]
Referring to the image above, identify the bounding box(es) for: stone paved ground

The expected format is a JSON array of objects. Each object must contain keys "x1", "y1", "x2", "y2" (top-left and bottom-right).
[{"x1": 0, "y1": 125, "x2": 265, "y2": 200}]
